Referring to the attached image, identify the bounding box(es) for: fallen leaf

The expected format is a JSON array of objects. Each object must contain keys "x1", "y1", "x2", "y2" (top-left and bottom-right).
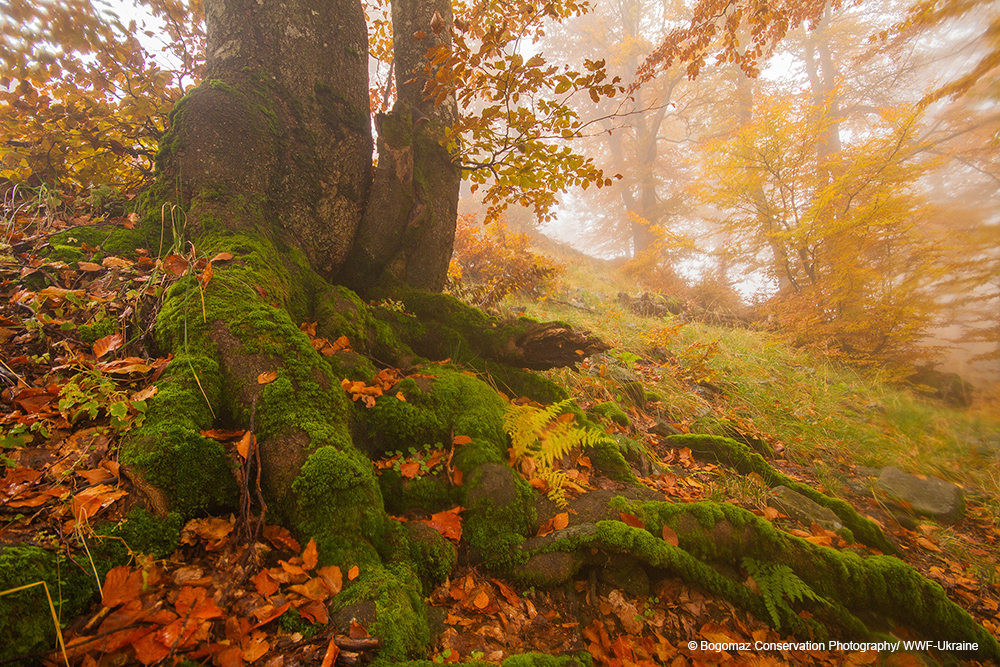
[
  {"x1": 212, "y1": 252, "x2": 234, "y2": 262},
  {"x1": 297, "y1": 599, "x2": 330, "y2": 624},
  {"x1": 102, "y1": 256, "x2": 133, "y2": 269},
  {"x1": 316, "y1": 565, "x2": 342, "y2": 595},
  {"x1": 320, "y1": 637, "x2": 340, "y2": 667},
  {"x1": 552, "y1": 512, "x2": 570, "y2": 530},
  {"x1": 263, "y1": 524, "x2": 300, "y2": 552},
  {"x1": 349, "y1": 620, "x2": 369, "y2": 638},
  {"x1": 453, "y1": 435, "x2": 473, "y2": 445},
  {"x1": 473, "y1": 590, "x2": 490, "y2": 609},
  {"x1": 102, "y1": 566, "x2": 143, "y2": 608},
  {"x1": 78, "y1": 261, "x2": 103, "y2": 272},
  {"x1": 421, "y1": 506, "x2": 464, "y2": 541},
  {"x1": 257, "y1": 371, "x2": 278, "y2": 384},
  {"x1": 302, "y1": 539, "x2": 319, "y2": 570},
  {"x1": 348, "y1": 565, "x2": 359, "y2": 580},
  {"x1": 94, "y1": 332, "x2": 124, "y2": 358},
  {"x1": 253, "y1": 570, "x2": 280, "y2": 597},
  {"x1": 237, "y1": 431, "x2": 253, "y2": 460},
  {"x1": 162, "y1": 254, "x2": 189, "y2": 276},
  {"x1": 620, "y1": 513, "x2": 645, "y2": 529},
  {"x1": 661, "y1": 525, "x2": 679, "y2": 547},
  {"x1": 400, "y1": 461, "x2": 421, "y2": 478}
]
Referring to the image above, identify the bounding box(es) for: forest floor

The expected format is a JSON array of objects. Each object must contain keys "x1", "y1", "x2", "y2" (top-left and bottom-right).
[{"x1": 1, "y1": 211, "x2": 999, "y2": 667}]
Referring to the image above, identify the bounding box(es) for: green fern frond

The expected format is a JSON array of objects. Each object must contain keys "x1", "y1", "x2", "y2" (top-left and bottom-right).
[
  {"x1": 504, "y1": 399, "x2": 608, "y2": 507},
  {"x1": 743, "y1": 557, "x2": 824, "y2": 630}
]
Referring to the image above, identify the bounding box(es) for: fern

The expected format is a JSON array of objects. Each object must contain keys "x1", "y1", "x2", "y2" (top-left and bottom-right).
[
  {"x1": 743, "y1": 557, "x2": 825, "y2": 630},
  {"x1": 503, "y1": 399, "x2": 614, "y2": 507}
]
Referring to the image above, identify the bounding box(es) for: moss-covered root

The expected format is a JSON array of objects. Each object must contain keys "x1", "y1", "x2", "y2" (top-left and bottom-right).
[
  {"x1": 521, "y1": 501, "x2": 999, "y2": 662},
  {"x1": 367, "y1": 286, "x2": 606, "y2": 371},
  {"x1": 666, "y1": 434, "x2": 895, "y2": 555},
  {"x1": 0, "y1": 546, "x2": 96, "y2": 662}
]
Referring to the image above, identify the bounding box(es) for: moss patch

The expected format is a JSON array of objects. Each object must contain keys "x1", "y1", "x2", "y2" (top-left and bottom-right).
[{"x1": 0, "y1": 546, "x2": 96, "y2": 662}]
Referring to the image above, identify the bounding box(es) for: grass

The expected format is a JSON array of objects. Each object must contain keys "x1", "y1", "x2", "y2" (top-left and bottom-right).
[{"x1": 508, "y1": 260, "x2": 1000, "y2": 519}]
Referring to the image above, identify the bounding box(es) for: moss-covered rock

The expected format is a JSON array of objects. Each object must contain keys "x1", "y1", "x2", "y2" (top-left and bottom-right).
[{"x1": 588, "y1": 401, "x2": 630, "y2": 427}]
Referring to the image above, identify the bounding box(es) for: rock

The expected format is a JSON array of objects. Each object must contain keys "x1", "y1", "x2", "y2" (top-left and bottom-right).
[
  {"x1": 597, "y1": 555, "x2": 650, "y2": 598},
  {"x1": 518, "y1": 551, "x2": 583, "y2": 586},
  {"x1": 907, "y1": 366, "x2": 975, "y2": 408},
  {"x1": 877, "y1": 466, "x2": 965, "y2": 524},
  {"x1": 767, "y1": 486, "x2": 843, "y2": 532},
  {"x1": 466, "y1": 462, "x2": 521, "y2": 509}
]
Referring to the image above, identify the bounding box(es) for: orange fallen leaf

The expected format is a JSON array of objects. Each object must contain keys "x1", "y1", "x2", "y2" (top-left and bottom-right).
[
  {"x1": 212, "y1": 252, "x2": 234, "y2": 262},
  {"x1": 320, "y1": 637, "x2": 340, "y2": 667},
  {"x1": 316, "y1": 565, "x2": 343, "y2": 595},
  {"x1": 257, "y1": 371, "x2": 278, "y2": 384},
  {"x1": 661, "y1": 525, "x2": 679, "y2": 547},
  {"x1": 237, "y1": 431, "x2": 253, "y2": 460},
  {"x1": 619, "y1": 513, "x2": 645, "y2": 529},
  {"x1": 453, "y1": 435, "x2": 473, "y2": 445},
  {"x1": 349, "y1": 619, "x2": 369, "y2": 638},
  {"x1": 348, "y1": 565, "x2": 359, "y2": 580},
  {"x1": 253, "y1": 570, "x2": 279, "y2": 597},
  {"x1": 421, "y1": 506, "x2": 464, "y2": 541},
  {"x1": 102, "y1": 566, "x2": 143, "y2": 608},
  {"x1": 93, "y1": 332, "x2": 124, "y2": 358},
  {"x1": 302, "y1": 539, "x2": 319, "y2": 570},
  {"x1": 552, "y1": 512, "x2": 570, "y2": 530},
  {"x1": 473, "y1": 590, "x2": 490, "y2": 609},
  {"x1": 400, "y1": 461, "x2": 421, "y2": 478}
]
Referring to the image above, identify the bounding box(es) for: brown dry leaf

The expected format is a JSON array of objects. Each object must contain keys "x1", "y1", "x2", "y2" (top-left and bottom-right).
[
  {"x1": 400, "y1": 461, "x2": 421, "y2": 478},
  {"x1": 237, "y1": 431, "x2": 253, "y2": 460},
  {"x1": 619, "y1": 513, "x2": 645, "y2": 529},
  {"x1": 102, "y1": 566, "x2": 143, "y2": 608},
  {"x1": 78, "y1": 261, "x2": 103, "y2": 272},
  {"x1": 161, "y1": 254, "x2": 189, "y2": 276},
  {"x1": 916, "y1": 537, "x2": 942, "y2": 553},
  {"x1": 491, "y1": 578, "x2": 520, "y2": 605},
  {"x1": 473, "y1": 590, "x2": 490, "y2": 609},
  {"x1": 93, "y1": 332, "x2": 124, "y2": 358},
  {"x1": 661, "y1": 525, "x2": 679, "y2": 547},
  {"x1": 97, "y1": 357, "x2": 152, "y2": 374},
  {"x1": 289, "y1": 577, "x2": 330, "y2": 602},
  {"x1": 451, "y1": 468, "x2": 463, "y2": 486},
  {"x1": 453, "y1": 435, "x2": 473, "y2": 445},
  {"x1": 76, "y1": 467, "x2": 115, "y2": 485},
  {"x1": 131, "y1": 385, "x2": 158, "y2": 401},
  {"x1": 212, "y1": 252, "x2": 234, "y2": 262},
  {"x1": 536, "y1": 517, "x2": 555, "y2": 537},
  {"x1": 279, "y1": 560, "x2": 308, "y2": 577},
  {"x1": 348, "y1": 565, "x2": 360, "y2": 580},
  {"x1": 316, "y1": 565, "x2": 343, "y2": 595},
  {"x1": 257, "y1": 370, "x2": 278, "y2": 384},
  {"x1": 297, "y1": 599, "x2": 330, "y2": 624},
  {"x1": 253, "y1": 570, "x2": 280, "y2": 597},
  {"x1": 320, "y1": 637, "x2": 340, "y2": 667},
  {"x1": 349, "y1": 619, "x2": 369, "y2": 638},
  {"x1": 243, "y1": 635, "x2": 270, "y2": 662},
  {"x1": 302, "y1": 539, "x2": 319, "y2": 570},
  {"x1": 263, "y1": 524, "x2": 300, "y2": 551},
  {"x1": 552, "y1": 512, "x2": 570, "y2": 530},
  {"x1": 421, "y1": 506, "x2": 464, "y2": 541},
  {"x1": 251, "y1": 601, "x2": 292, "y2": 629},
  {"x1": 102, "y1": 256, "x2": 133, "y2": 269}
]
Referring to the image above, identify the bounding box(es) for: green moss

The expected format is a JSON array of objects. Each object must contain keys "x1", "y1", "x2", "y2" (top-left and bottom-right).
[
  {"x1": 50, "y1": 224, "x2": 149, "y2": 259},
  {"x1": 279, "y1": 607, "x2": 318, "y2": 637},
  {"x1": 502, "y1": 652, "x2": 592, "y2": 667},
  {"x1": 588, "y1": 401, "x2": 631, "y2": 427},
  {"x1": 362, "y1": 367, "x2": 508, "y2": 464},
  {"x1": 47, "y1": 244, "x2": 83, "y2": 263},
  {"x1": 462, "y1": 472, "x2": 536, "y2": 573},
  {"x1": 120, "y1": 353, "x2": 237, "y2": 517},
  {"x1": 95, "y1": 508, "x2": 184, "y2": 566},
  {"x1": 333, "y1": 563, "x2": 429, "y2": 662},
  {"x1": 292, "y1": 446, "x2": 388, "y2": 566},
  {"x1": 0, "y1": 546, "x2": 96, "y2": 662},
  {"x1": 78, "y1": 317, "x2": 117, "y2": 345}
]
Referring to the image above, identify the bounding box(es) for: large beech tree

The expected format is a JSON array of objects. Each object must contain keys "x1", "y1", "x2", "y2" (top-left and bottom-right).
[{"x1": 3, "y1": 0, "x2": 1000, "y2": 663}]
